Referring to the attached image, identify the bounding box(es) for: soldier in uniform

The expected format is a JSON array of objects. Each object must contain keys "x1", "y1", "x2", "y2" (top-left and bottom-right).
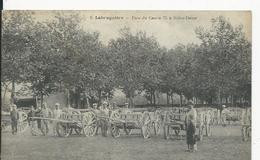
[
  {"x1": 41, "y1": 102, "x2": 52, "y2": 134},
  {"x1": 185, "y1": 102, "x2": 197, "y2": 152},
  {"x1": 53, "y1": 103, "x2": 62, "y2": 136},
  {"x1": 241, "y1": 107, "x2": 251, "y2": 141},
  {"x1": 100, "y1": 101, "x2": 109, "y2": 137},
  {"x1": 10, "y1": 104, "x2": 19, "y2": 135}
]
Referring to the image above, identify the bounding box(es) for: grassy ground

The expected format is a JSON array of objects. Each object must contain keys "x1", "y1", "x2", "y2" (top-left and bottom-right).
[{"x1": 1, "y1": 125, "x2": 250, "y2": 160}]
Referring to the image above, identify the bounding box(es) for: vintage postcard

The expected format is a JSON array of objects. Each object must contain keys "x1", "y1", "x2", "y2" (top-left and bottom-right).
[{"x1": 1, "y1": 11, "x2": 251, "y2": 160}]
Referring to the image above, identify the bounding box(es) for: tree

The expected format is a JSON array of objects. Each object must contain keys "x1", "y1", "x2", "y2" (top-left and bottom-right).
[
  {"x1": 2, "y1": 11, "x2": 34, "y2": 103},
  {"x1": 24, "y1": 22, "x2": 60, "y2": 107},
  {"x1": 195, "y1": 16, "x2": 251, "y2": 106},
  {"x1": 108, "y1": 28, "x2": 161, "y2": 107}
]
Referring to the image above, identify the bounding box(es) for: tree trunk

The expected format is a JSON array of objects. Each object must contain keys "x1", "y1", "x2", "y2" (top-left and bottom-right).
[
  {"x1": 171, "y1": 94, "x2": 174, "y2": 107},
  {"x1": 231, "y1": 95, "x2": 234, "y2": 107},
  {"x1": 98, "y1": 89, "x2": 102, "y2": 107},
  {"x1": 129, "y1": 95, "x2": 134, "y2": 108},
  {"x1": 2, "y1": 84, "x2": 8, "y2": 106},
  {"x1": 152, "y1": 91, "x2": 156, "y2": 105},
  {"x1": 67, "y1": 89, "x2": 70, "y2": 108},
  {"x1": 10, "y1": 80, "x2": 15, "y2": 104},
  {"x1": 166, "y1": 92, "x2": 169, "y2": 105},
  {"x1": 40, "y1": 92, "x2": 43, "y2": 108},
  {"x1": 217, "y1": 88, "x2": 222, "y2": 107},
  {"x1": 180, "y1": 94, "x2": 183, "y2": 107}
]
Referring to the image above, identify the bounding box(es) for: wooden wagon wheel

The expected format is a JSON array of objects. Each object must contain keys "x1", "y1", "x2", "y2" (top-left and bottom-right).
[
  {"x1": 17, "y1": 112, "x2": 29, "y2": 133},
  {"x1": 174, "y1": 128, "x2": 180, "y2": 136},
  {"x1": 56, "y1": 122, "x2": 70, "y2": 137},
  {"x1": 82, "y1": 111, "x2": 98, "y2": 137},
  {"x1": 111, "y1": 124, "x2": 120, "y2": 138},
  {"x1": 110, "y1": 110, "x2": 120, "y2": 119},
  {"x1": 70, "y1": 110, "x2": 82, "y2": 135},
  {"x1": 124, "y1": 125, "x2": 132, "y2": 135},
  {"x1": 74, "y1": 127, "x2": 82, "y2": 135},
  {"x1": 141, "y1": 111, "x2": 152, "y2": 139}
]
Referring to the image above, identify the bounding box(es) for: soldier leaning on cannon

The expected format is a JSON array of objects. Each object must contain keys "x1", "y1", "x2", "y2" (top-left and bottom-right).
[{"x1": 10, "y1": 104, "x2": 19, "y2": 135}]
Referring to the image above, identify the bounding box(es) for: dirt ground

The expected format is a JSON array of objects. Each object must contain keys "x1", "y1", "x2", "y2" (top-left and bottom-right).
[{"x1": 1, "y1": 125, "x2": 250, "y2": 160}]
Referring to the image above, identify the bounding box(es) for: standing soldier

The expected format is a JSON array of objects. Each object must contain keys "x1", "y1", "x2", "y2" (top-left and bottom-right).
[
  {"x1": 53, "y1": 103, "x2": 62, "y2": 136},
  {"x1": 185, "y1": 102, "x2": 197, "y2": 152},
  {"x1": 92, "y1": 103, "x2": 100, "y2": 135},
  {"x1": 28, "y1": 105, "x2": 37, "y2": 135},
  {"x1": 10, "y1": 104, "x2": 19, "y2": 135},
  {"x1": 241, "y1": 107, "x2": 251, "y2": 141},
  {"x1": 93, "y1": 103, "x2": 98, "y2": 110},
  {"x1": 42, "y1": 102, "x2": 52, "y2": 134},
  {"x1": 100, "y1": 101, "x2": 109, "y2": 137}
]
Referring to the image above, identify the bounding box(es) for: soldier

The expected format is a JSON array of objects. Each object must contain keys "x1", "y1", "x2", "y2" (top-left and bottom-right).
[
  {"x1": 28, "y1": 105, "x2": 37, "y2": 135},
  {"x1": 93, "y1": 103, "x2": 98, "y2": 110},
  {"x1": 10, "y1": 104, "x2": 19, "y2": 135},
  {"x1": 53, "y1": 103, "x2": 62, "y2": 136},
  {"x1": 35, "y1": 105, "x2": 42, "y2": 130},
  {"x1": 185, "y1": 102, "x2": 197, "y2": 152},
  {"x1": 92, "y1": 103, "x2": 100, "y2": 135},
  {"x1": 41, "y1": 102, "x2": 52, "y2": 134},
  {"x1": 100, "y1": 101, "x2": 109, "y2": 137},
  {"x1": 241, "y1": 107, "x2": 251, "y2": 141}
]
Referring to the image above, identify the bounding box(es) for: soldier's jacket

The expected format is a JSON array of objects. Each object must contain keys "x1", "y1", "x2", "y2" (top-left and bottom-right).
[{"x1": 10, "y1": 109, "x2": 19, "y2": 121}]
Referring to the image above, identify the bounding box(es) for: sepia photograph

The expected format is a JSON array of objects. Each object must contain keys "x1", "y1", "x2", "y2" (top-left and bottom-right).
[{"x1": 1, "y1": 11, "x2": 251, "y2": 160}]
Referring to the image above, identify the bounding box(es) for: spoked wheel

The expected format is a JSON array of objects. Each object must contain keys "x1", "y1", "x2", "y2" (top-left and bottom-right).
[
  {"x1": 174, "y1": 128, "x2": 180, "y2": 136},
  {"x1": 111, "y1": 124, "x2": 120, "y2": 138},
  {"x1": 56, "y1": 122, "x2": 70, "y2": 137},
  {"x1": 154, "y1": 121, "x2": 161, "y2": 135},
  {"x1": 141, "y1": 111, "x2": 152, "y2": 139},
  {"x1": 83, "y1": 112, "x2": 98, "y2": 137},
  {"x1": 142, "y1": 124, "x2": 152, "y2": 139},
  {"x1": 74, "y1": 127, "x2": 82, "y2": 135},
  {"x1": 84, "y1": 125, "x2": 97, "y2": 136},
  {"x1": 17, "y1": 111, "x2": 29, "y2": 133},
  {"x1": 110, "y1": 110, "x2": 120, "y2": 119},
  {"x1": 124, "y1": 127, "x2": 132, "y2": 135}
]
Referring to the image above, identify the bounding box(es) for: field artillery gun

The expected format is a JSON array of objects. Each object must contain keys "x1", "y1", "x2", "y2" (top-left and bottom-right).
[
  {"x1": 162, "y1": 107, "x2": 214, "y2": 141},
  {"x1": 29, "y1": 108, "x2": 105, "y2": 137},
  {"x1": 162, "y1": 108, "x2": 189, "y2": 140},
  {"x1": 108, "y1": 109, "x2": 157, "y2": 139},
  {"x1": 224, "y1": 108, "x2": 243, "y2": 125}
]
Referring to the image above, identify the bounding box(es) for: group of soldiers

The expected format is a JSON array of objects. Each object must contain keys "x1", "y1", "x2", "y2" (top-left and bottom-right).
[{"x1": 27, "y1": 102, "x2": 62, "y2": 136}]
